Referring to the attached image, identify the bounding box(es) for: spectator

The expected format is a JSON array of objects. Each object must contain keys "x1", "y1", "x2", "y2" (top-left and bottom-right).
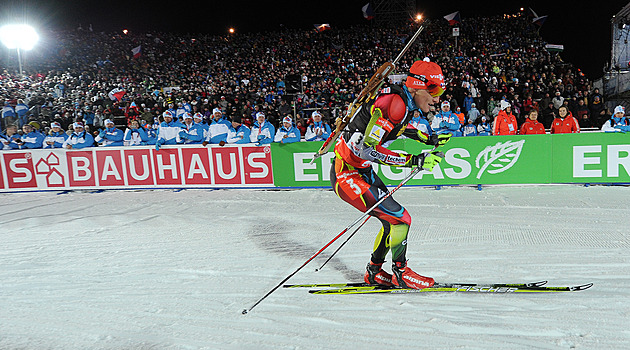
[
  {"x1": 588, "y1": 95, "x2": 607, "y2": 127},
  {"x1": 407, "y1": 110, "x2": 432, "y2": 137},
  {"x1": 519, "y1": 110, "x2": 546, "y2": 135},
  {"x1": 574, "y1": 98, "x2": 591, "y2": 128},
  {"x1": 250, "y1": 112, "x2": 275, "y2": 146},
  {"x1": 467, "y1": 103, "x2": 480, "y2": 124},
  {"x1": 179, "y1": 113, "x2": 205, "y2": 144},
  {"x1": 601, "y1": 105, "x2": 630, "y2": 133},
  {"x1": 454, "y1": 106, "x2": 465, "y2": 127},
  {"x1": 462, "y1": 118, "x2": 477, "y2": 137},
  {"x1": 140, "y1": 120, "x2": 158, "y2": 145},
  {"x1": 1, "y1": 125, "x2": 20, "y2": 149},
  {"x1": 192, "y1": 113, "x2": 210, "y2": 145},
  {"x1": 227, "y1": 115, "x2": 251, "y2": 144},
  {"x1": 62, "y1": 122, "x2": 95, "y2": 149},
  {"x1": 95, "y1": 119, "x2": 124, "y2": 146},
  {"x1": 14, "y1": 124, "x2": 44, "y2": 149},
  {"x1": 155, "y1": 111, "x2": 185, "y2": 150},
  {"x1": 2, "y1": 102, "x2": 16, "y2": 128},
  {"x1": 15, "y1": 99, "x2": 29, "y2": 127},
  {"x1": 552, "y1": 91, "x2": 564, "y2": 110},
  {"x1": 123, "y1": 119, "x2": 149, "y2": 146},
  {"x1": 274, "y1": 116, "x2": 301, "y2": 144},
  {"x1": 432, "y1": 101, "x2": 461, "y2": 136},
  {"x1": 43, "y1": 121, "x2": 69, "y2": 148},
  {"x1": 304, "y1": 111, "x2": 331, "y2": 141},
  {"x1": 550, "y1": 106, "x2": 580, "y2": 134},
  {"x1": 208, "y1": 108, "x2": 232, "y2": 144},
  {"x1": 477, "y1": 116, "x2": 492, "y2": 136},
  {"x1": 493, "y1": 100, "x2": 518, "y2": 136}
]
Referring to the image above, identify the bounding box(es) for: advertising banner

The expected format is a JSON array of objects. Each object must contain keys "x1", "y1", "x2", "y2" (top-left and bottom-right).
[{"x1": 0, "y1": 145, "x2": 274, "y2": 192}]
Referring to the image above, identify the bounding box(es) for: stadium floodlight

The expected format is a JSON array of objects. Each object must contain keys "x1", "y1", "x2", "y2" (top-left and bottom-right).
[{"x1": 0, "y1": 24, "x2": 39, "y2": 76}]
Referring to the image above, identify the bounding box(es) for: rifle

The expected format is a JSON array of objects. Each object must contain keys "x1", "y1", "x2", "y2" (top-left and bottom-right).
[{"x1": 310, "y1": 24, "x2": 426, "y2": 164}]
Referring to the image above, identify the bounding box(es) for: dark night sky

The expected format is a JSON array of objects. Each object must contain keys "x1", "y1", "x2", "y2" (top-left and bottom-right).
[{"x1": 2, "y1": 0, "x2": 629, "y2": 79}]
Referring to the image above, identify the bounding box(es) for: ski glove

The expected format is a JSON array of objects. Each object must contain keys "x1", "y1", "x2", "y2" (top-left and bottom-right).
[
  {"x1": 410, "y1": 150, "x2": 444, "y2": 172},
  {"x1": 429, "y1": 133, "x2": 452, "y2": 147}
]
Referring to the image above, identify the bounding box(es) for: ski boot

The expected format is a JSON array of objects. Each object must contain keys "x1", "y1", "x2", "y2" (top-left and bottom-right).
[
  {"x1": 364, "y1": 261, "x2": 394, "y2": 286},
  {"x1": 391, "y1": 261, "x2": 434, "y2": 289}
]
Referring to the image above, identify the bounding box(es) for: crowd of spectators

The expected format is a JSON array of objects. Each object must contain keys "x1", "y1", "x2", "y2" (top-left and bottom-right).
[{"x1": 0, "y1": 11, "x2": 617, "y2": 150}]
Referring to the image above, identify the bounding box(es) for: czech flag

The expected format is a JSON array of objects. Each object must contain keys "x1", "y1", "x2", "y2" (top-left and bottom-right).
[
  {"x1": 443, "y1": 11, "x2": 461, "y2": 26},
  {"x1": 108, "y1": 87, "x2": 126, "y2": 101},
  {"x1": 362, "y1": 3, "x2": 374, "y2": 20},
  {"x1": 314, "y1": 24, "x2": 331, "y2": 33},
  {"x1": 131, "y1": 45, "x2": 141, "y2": 59}
]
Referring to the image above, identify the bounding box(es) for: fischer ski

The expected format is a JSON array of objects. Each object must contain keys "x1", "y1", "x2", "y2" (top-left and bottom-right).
[
  {"x1": 284, "y1": 280, "x2": 548, "y2": 289},
  {"x1": 307, "y1": 282, "x2": 593, "y2": 295}
]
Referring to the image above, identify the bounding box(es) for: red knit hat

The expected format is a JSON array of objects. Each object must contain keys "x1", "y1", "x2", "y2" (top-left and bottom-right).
[{"x1": 405, "y1": 59, "x2": 445, "y2": 97}]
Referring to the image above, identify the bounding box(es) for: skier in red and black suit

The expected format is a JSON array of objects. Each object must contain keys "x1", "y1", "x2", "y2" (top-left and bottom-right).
[{"x1": 330, "y1": 59, "x2": 451, "y2": 289}]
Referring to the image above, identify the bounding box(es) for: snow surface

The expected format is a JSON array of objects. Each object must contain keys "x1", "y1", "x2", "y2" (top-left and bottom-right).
[{"x1": 1, "y1": 185, "x2": 629, "y2": 349}]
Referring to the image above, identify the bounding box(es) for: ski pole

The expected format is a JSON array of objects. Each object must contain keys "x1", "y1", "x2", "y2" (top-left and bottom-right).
[
  {"x1": 315, "y1": 215, "x2": 371, "y2": 272},
  {"x1": 242, "y1": 165, "x2": 423, "y2": 315}
]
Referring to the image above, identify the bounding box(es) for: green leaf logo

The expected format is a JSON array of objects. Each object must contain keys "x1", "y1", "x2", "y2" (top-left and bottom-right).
[{"x1": 475, "y1": 140, "x2": 525, "y2": 179}]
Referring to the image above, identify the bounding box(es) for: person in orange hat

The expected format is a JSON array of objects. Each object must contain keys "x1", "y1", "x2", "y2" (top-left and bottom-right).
[{"x1": 330, "y1": 58, "x2": 451, "y2": 290}]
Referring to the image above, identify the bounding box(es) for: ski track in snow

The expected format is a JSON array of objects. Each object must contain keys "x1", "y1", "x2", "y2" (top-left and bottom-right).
[{"x1": 1, "y1": 186, "x2": 629, "y2": 349}]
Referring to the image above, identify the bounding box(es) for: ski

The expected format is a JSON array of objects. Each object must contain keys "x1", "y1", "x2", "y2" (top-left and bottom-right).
[
  {"x1": 308, "y1": 282, "x2": 593, "y2": 295},
  {"x1": 284, "y1": 280, "x2": 548, "y2": 289}
]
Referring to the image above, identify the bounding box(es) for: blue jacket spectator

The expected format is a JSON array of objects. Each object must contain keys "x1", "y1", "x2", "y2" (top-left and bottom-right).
[
  {"x1": 62, "y1": 122, "x2": 95, "y2": 149},
  {"x1": 208, "y1": 108, "x2": 232, "y2": 144},
  {"x1": 249, "y1": 112, "x2": 275, "y2": 145},
  {"x1": 15, "y1": 100, "x2": 29, "y2": 127},
  {"x1": 305, "y1": 111, "x2": 331, "y2": 141},
  {"x1": 179, "y1": 113, "x2": 205, "y2": 144},
  {"x1": 141, "y1": 122, "x2": 158, "y2": 145},
  {"x1": 1, "y1": 125, "x2": 21, "y2": 149},
  {"x1": 601, "y1": 106, "x2": 630, "y2": 133},
  {"x1": 477, "y1": 117, "x2": 492, "y2": 136},
  {"x1": 16, "y1": 124, "x2": 45, "y2": 149},
  {"x1": 407, "y1": 110, "x2": 432, "y2": 137},
  {"x1": 95, "y1": 119, "x2": 124, "y2": 146},
  {"x1": 274, "y1": 116, "x2": 301, "y2": 144},
  {"x1": 432, "y1": 101, "x2": 462, "y2": 137},
  {"x1": 2, "y1": 102, "x2": 16, "y2": 127},
  {"x1": 43, "y1": 122, "x2": 69, "y2": 148},
  {"x1": 193, "y1": 113, "x2": 210, "y2": 143},
  {"x1": 462, "y1": 120, "x2": 478, "y2": 137},
  {"x1": 227, "y1": 115, "x2": 251, "y2": 144},
  {"x1": 124, "y1": 120, "x2": 149, "y2": 145},
  {"x1": 467, "y1": 104, "x2": 481, "y2": 124},
  {"x1": 155, "y1": 111, "x2": 185, "y2": 150}
]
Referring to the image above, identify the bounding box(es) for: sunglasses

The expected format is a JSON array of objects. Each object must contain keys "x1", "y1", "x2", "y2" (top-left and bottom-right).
[{"x1": 408, "y1": 73, "x2": 445, "y2": 97}]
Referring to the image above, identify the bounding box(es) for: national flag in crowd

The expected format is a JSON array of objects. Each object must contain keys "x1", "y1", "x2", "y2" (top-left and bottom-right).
[
  {"x1": 545, "y1": 44, "x2": 564, "y2": 52},
  {"x1": 108, "y1": 87, "x2": 126, "y2": 101},
  {"x1": 527, "y1": 7, "x2": 539, "y2": 18},
  {"x1": 314, "y1": 24, "x2": 331, "y2": 33},
  {"x1": 131, "y1": 45, "x2": 142, "y2": 59},
  {"x1": 533, "y1": 15, "x2": 548, "y2": 27},
  {"x1": 362, "y1": 3, "x2": 375, "y2": 20},
  {"x1": 443, "y1": 11, "x2": 461, "y2": 26}
]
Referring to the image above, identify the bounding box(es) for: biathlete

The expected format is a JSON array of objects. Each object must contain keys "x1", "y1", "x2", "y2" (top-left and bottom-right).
[{"x1": 330, "y1": 59, "x2": 451, "y2": 289}]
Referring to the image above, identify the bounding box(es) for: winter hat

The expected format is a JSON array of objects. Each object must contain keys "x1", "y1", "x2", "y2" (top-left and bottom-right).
[
  {"x1": 213, "y1": 108, "x2": 222, "y2": 114},
  {"x1": 104, "y1": 119, "x2": 114, "y2": 125},
  {"x1": 73, "y1": 122, "x2": 84, "y2": 129},
  {"x1": 312, "y1": 111, "x2": 321, "y2": 118},
  {"x1": 405, "y1": 58, "x2": 445, "y2": 94},
  {"x1": 500, "y1": 100, "x2": 511, "y2": 110},
  {"x1": 256, "y1": 112, "x2": 265, "y2": 119},
  {"x1": 283, "y1": 116, "x2": 292, "y2": 124},
  {"x1": 614, "y1": 105, "x2": 625, "y2": 115},
  {"x1": 183, "y1": 112, "x2": 192, "y2": 119},
  {"x1": 193, "y1": 112, "x2": 203, "y2": 120},
  {"x1": 163, "y1": 110, "x2": 173, "y2": 118},
  {"x1": 441, "y1": 101, "x2": 450, "y2": 108},
  {"x1": 51, "y1": 122, "x2": 62, "y2": 128}
]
